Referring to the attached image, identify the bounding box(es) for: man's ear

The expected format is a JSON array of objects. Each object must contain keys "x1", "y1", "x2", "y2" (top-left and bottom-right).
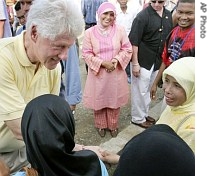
[{"x1": 31, "y1": 25, "x2": 38, "y2": 42}]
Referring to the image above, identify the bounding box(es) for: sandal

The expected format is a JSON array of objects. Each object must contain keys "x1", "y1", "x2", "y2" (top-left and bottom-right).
[
  {"x1": 131, "y1": 121, "x2": 153, "y2": 128},
  {"x1": 110, "y1": 129, "x2": 118, "y2": 137},
  {"x1": 146, "y1": 116, "x2": 156, "y2": 124},
  {"x1": 98, "y1": 128, "x2": 106, "y2": 137}
]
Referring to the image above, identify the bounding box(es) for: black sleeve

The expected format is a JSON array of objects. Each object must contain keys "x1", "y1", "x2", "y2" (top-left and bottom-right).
[{"x1": 128, "y1": 11, "x2": 147, "y2": 46}]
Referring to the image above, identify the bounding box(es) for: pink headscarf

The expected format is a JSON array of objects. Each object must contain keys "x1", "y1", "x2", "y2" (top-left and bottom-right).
[{"x1": 97, "y1": 2, "x2": 116, "y2": 19}]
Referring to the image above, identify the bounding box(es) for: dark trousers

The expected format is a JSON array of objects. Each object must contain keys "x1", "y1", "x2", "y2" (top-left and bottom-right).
[
  {"x1": 125, "y1": 62, "x2": 131, "y2": 77},
  {"x1": 85, "y1": 23, "x2": 96, "y2": 30}
]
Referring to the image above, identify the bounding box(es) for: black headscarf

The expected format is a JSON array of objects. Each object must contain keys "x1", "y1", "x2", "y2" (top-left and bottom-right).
[
  {"x1": 21, "y1": 94, "x2": 101, "y2": 176},
  {"x1": 114, "y1": 124, "x2": 195, "y2": 176}
]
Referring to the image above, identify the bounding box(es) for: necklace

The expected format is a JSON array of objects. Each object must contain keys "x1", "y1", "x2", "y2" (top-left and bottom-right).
[
  {"x1": 171, "y1": 26, "x2": 194, "y2": 61},
  {"x1": 98, "y1": 28, "x2": 109, "y2": 36},
  {"x1": 100, "y1": 29, "x2": 108, "y2": 36}
]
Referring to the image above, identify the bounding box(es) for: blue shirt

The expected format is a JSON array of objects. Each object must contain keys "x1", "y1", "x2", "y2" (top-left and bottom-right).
[
  {"x1": 81, "y1": 0, "x2": 107, "y2": 24},
  {"x1": 15, "y1": 25, "x2": 25, "y2": 36},
  {"x1": 100, "y1": 159, "x2": 109, "y2": 176},
  {"x1": 62, "y1": 43, "x2": 82, "y2": 105}
]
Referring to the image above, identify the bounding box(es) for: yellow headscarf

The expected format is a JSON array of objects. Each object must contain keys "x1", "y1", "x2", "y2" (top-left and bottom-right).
[{"x1": 162, "y1": 57, "x2": 195, "y2": 112}]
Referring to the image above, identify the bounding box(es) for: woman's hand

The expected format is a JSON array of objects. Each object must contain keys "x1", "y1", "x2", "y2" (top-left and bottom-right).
[
  {"x1": 73, "y1": 144, "x2": 84, "y2": 151},
  {"x1": 111, "y1": 58, "x2": 118, "y2": 69},
  {"x1": 101, "y1": 61, "x2": 115, "y2": 72}
]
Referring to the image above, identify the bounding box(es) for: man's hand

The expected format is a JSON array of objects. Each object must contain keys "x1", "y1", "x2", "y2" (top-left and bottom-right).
[
  {"x1": 99, "y1": 150, "x2": 120, "y2": 164},
  {"x1": 132, "y1": 64, "x2": 140, "y2": 77},
  {"x1": 150, "y1": 83, "x2": 158, "y2": 100},
  {"x1": 70, "y1": 105, "x2": 76, "y2": 111}
]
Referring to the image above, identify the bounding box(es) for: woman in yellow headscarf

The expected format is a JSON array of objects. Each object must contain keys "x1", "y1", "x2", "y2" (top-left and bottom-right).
[{"x1": 156, "y1": 57, "x2": 195, "y2": 152}]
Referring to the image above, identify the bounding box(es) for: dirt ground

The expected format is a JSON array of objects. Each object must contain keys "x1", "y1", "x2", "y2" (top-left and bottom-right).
[
  {"x1": 74, "y1": 58, "x2": 133, "y2": 145},
  {"x1": 74, "y1": 57, "x2": 163, "y2": 144}
]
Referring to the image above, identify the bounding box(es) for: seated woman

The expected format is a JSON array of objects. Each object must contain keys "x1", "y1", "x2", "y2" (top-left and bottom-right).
[
  {"x1": 100, "y1": 124, "x2": 195, "y2": 176},
  {"x1": 99, "y1": 57, "x2": 195, "y2": 175},
  {"x1": 156, "y1": 57, "x2": 195, "y2": 152},
  {"x1": 16, "y1": 94, "x2": 108, "y2": 176}
]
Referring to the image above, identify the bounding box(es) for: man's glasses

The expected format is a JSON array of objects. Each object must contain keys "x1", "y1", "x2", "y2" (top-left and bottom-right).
[{"x1": 151, "y1": 1, "x2": 165, "y2": 4}]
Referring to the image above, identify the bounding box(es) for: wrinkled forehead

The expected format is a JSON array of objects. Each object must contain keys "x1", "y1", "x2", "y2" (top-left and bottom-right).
[{"x1": 19, "y1": 0, "x2": 33, "y2": 2}]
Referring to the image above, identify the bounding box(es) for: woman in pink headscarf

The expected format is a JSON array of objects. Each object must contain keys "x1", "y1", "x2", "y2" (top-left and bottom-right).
[{"x1": 82, "y1": 2, "x2": 132, "y2": 138}]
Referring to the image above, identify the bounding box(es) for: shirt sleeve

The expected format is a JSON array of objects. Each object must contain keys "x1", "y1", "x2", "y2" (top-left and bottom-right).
[
  {"x1": 99, "y1": 159, "x2": 109, "y2": 176},
  {"x1": 114, "y1": 26, "x2": 132, "y2": 70},
  {"x1": 82, "y1": 28, "x2": 103, "y2": 75},
  {"x1": 128, "y1": 12, "x2": 146, "y2": 46},
  {"x1": 13, "y1": 171, "x2": 26, "y2": 176},
  {"x1": 64, "y1": 44, "x2": 82, "y2": 105}
]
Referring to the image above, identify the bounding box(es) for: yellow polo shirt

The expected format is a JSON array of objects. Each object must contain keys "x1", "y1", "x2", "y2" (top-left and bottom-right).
[{"x1": 0, "y1": 32, "x2": 61, "y2": 152}]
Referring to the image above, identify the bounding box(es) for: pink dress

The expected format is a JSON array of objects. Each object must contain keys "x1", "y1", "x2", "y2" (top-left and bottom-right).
[{"x1": 82, "y1": 24, "x2": 132, "y2": 110}]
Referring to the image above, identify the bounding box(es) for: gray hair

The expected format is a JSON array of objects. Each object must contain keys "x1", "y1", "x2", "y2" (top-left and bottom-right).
[{"x1": 26, "y1": 0, "x2": 85, "y2": 40}]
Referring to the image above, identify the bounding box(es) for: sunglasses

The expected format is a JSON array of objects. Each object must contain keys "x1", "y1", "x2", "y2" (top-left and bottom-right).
[{"x1": 151, "y1": 1, "x2": 165, "y2": 3}]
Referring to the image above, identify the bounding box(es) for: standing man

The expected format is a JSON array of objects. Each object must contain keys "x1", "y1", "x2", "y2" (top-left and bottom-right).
[
  {"x1": 0, "y1": 0, "x2": 84, "y2": 174},
  {"x1": 115, "y1": 0, "x2": 141, "y2": 84},
  {"x1": 81, "y1": 0, "x2": 107, "y2": 30},
  {"x1": 116, "y1": 0, "x2": 139, "y2": 35},
  {"x1": 150, "y1": 0, "x2": 195, "y2": 105},
  {"x1": 14, "y1": 1, "x2": 26, "y2": 35},
  {"x1": 129, "y1": 0, "x2": 173, "y2": 128},
  {"x1": 60, "y1": 43, "x2": 83, "y2": 116},
  {"x1": 0, "y1": 0, "x2": 12, "y2": 38}
]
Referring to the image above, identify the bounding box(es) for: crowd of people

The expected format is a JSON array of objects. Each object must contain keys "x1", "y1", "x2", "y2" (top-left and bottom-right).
[{"x1": 0, "y1": 0, "x2": 195, "y2": 175}]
